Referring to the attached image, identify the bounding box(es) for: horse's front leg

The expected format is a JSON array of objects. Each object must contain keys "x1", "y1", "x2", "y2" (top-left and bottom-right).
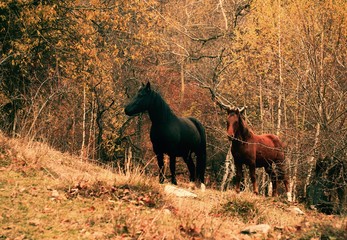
[
  {"x1": 249, "y1": 164, "x2": 259, "y2": 195},
  {"x1": 169, "y1": 155, "x2": 177, "y2": 185},
  {"x1": 235, "y1": 162, "x2": 243, "y2": 193},
  {"x1": 157, "y1": 153, "x2": 165, "y2": 184}
]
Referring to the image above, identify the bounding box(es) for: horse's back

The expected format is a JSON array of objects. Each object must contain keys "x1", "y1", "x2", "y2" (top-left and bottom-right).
[
  {"x1": 253, "y1": 133, "x2": 285, "y2": 165},
  {"x1": 178, "y1": 117, "x2": 203, "y2": 148},
  {"x1": 263, "y1": 134, "x2": 284, "y2": 148},
  {"x1": 150, "y1": 117, "x2": 203, "y2": 156},
  {"x1": 255, "y1": 134, "x2": 283, "y2": 148}
]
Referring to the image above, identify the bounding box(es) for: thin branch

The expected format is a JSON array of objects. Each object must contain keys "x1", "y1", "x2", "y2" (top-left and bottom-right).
[
  {"x1": 219, "y1": 0, "x2": 228, "y2": 30},
  {"x1": 188, "y1": 73, "x2": 234, "y2": 111},
  {"x1": 0, "y1": 54, "x2": 13, "y2": 65},
  {"x1": 189, "y1": 55, "x2": 219, "y2": 61}
]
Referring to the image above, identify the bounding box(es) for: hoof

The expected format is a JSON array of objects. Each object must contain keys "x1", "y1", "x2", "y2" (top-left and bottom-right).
[{"x1": 159, "y1": 177, "x2": 164, "y2": 184}]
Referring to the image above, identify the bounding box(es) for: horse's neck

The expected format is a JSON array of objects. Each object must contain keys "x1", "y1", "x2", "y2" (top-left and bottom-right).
[
  {"x1": 236, "y1": 118, "x2": 253, "y2": 141},
  {"x1": 148, "y1": 93, "x2": 177, "y2": 125}
]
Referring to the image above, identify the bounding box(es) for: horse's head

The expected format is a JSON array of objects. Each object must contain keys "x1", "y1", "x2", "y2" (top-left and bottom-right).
[
  {"x1": 124, "y1": 82, "x2": 153, "y2": 116},
  {"x1": 226, "y1": 107, "x2": 246, "y2": 140}
]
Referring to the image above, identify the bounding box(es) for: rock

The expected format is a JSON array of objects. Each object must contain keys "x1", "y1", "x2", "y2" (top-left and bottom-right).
[
  {"x1": 188, "y1": 182, "x2": 206, "y2": 192},
  {"x1": 289, "y1": 207, "x2": 305, "y2": 215},
  {"x1": 28, "y1": 219, "x2": 41, "y2": 226},
  {"x1": 92, "y1": 231, "x2": 105, "y2": 239},
  {"x1": 163, "y1": 209, "x2": 172, "y2": 215},
  {"x1": 51, "y1": 189, "x2": 59, "y2": 197},
  {"x1": 164, "y1": 185, "x2": 197, "y2": 198},
  {"x1": 241, "y1": 224, "x2": 271, "y2": 235},
  {"x1": 200, "y1": 183, "x2": 206, "y2": 192}
]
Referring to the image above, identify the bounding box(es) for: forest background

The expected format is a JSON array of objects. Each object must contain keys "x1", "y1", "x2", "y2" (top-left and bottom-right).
[{"x1": 0, "y1": 0, "x2": 346, "y2": 213}]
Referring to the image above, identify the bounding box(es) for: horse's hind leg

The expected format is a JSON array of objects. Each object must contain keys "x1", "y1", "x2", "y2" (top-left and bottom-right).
[
  {"x1": 265, "y1": 165, "x2": 278, "y2": 196},
  {"x1": 249, "y1": 164, "x2": 259, "y2": 195},
  {"x1": 196, "y1": 152, "x2": 206, "y2": 185},
  {"x1": 157, "y1": 153, "x2": 165, "y2": 184},
  {"x1": 169, "y1": 155, "x2": 177, "y2": 185},
  {"x1": 183, "y1": 153, "x2": 196, "y2": 183}
]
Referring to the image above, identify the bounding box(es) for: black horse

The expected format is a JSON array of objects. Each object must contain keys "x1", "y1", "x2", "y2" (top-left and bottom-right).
[{"x1": 124, "y1": 82, "x2": 206, "y2": 189}]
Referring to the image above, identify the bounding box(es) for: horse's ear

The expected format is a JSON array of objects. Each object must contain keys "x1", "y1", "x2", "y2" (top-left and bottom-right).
[{"x1": 145, "y1": 81, "x2": 151, "y2": 90}]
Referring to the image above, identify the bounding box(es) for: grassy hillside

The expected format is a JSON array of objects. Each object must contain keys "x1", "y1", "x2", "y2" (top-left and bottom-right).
[{"x1": 0, "y1": 132, "x2": 346, "y2": 240}]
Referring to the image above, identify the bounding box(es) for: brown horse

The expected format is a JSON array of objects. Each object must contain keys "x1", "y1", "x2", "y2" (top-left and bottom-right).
[{"x1": 226, "y1": 107, "x2": 290, "y2": 198}]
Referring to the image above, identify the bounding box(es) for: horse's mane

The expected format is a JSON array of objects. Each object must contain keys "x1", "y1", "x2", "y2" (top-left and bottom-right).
[
  {"x1": 149, "y1": 90, "x2": 177, "y2": 122},
  {"x1": 238, "y1": 113, "x2": 253, "y2": 140}
]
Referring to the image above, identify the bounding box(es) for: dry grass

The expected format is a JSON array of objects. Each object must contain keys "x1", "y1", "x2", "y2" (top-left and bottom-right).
[{"x1": 0, "y1": 131, "x2": 346, "y2": 240}]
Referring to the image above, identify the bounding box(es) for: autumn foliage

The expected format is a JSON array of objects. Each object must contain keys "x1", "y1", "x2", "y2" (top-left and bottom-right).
[{"x1": 1, "y1": 0, "x2": 346, "y2": 213}]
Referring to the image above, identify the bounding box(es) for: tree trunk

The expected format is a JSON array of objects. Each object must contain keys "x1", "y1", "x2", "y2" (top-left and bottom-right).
[
  {"x1": 180, "y1": 56, "x2": 185, "y2": 103},
  {"x1": 220, "y1": 144, "x2": 235, "y2": 191},
  {"x1": 259, "y1": 77, "x2": 264, "y2": 134},
  {"x1": 304, "y1": 30, "x2": 325, "y2": 196},
  {"x1": 81, "y1": 85, "x2": 86, "y2": 161},
  {"x1": 276, "y1": 0, "x2": 283, "y2": 136},
  {"x1": 87, "y1": 96, "x2": 95, "y2": 160},
  {"x1": 304, "y1": 120, "x2": 321, "y2": 196},
  {"x1": 291, "y1": 77, "x2": 301, "y2": 202},
  {"x1": 259, "y1": 76, "x2": 268, "y2": 195}
]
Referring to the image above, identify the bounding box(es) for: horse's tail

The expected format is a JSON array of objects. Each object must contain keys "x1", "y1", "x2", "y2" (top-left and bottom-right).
[{"x1": 189, "y1": 117, "x2": 206, "y2": 184}]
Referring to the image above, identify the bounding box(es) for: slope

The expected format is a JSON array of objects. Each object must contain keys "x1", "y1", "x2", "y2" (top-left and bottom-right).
[{"x1": 0, "y1": 132, "x2": 346, "y2": 239}]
